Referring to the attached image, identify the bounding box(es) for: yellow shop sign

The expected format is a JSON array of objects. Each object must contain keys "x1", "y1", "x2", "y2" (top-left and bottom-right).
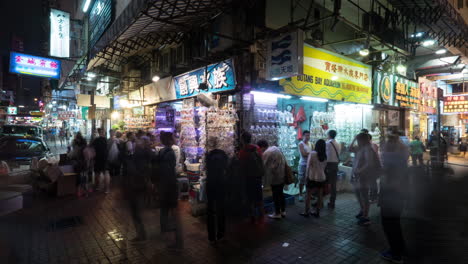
[{"x1": 280, "y1": 45, "x2": 372, "y2": 104}]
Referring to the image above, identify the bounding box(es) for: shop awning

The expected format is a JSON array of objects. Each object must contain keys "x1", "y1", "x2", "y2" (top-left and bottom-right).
[{"x1": 88, "y1": 0, "x2": 231, "y2": 72}]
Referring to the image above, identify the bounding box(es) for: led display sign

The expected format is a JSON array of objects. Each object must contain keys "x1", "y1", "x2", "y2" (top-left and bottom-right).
[
  {"x1": 50, "y1": 9, "x2": 70, "y2": 57},
  {"x1": 9, "y1": 52, "x2": 61, "y2": 79}
]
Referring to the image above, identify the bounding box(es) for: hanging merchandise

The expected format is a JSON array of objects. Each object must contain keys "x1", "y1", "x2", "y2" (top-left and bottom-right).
[
  {"x1": 333, "y1": 104, "x2": 372, "y2": 145},
  {"x1": 277, "y1": 125, "x2": 297, "y2": 167},
  {"x1": 124, "y1": 116, "x2": 153, "y2": 131},
  {"x1": 310, "y1": 111, "x2": 334, "y2": 143},
  {"x1": 180, "y1": 101, "x2": 198, "y2": 162},
  {"x1": 206, "y1": 109, "x2": 238, "y2": 157}
]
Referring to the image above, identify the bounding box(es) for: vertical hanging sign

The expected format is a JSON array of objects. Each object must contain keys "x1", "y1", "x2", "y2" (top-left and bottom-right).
[
  {"x1": 266, "y1": 30, "x2": 303, "y2": 80},
  {"x1": 50, "y1": 9, "x2": 70, "y2": 58}
]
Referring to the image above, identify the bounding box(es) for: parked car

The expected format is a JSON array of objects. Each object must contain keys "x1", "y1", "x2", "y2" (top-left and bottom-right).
[
  {"x1": 0, "y1": 136, "x2": 50, "y2": 171},
  {"x1": 0, "y1": 125, "x2": 44, "y2": 139}
]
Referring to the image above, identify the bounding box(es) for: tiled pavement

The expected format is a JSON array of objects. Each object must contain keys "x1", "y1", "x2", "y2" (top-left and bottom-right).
[{"x1": 2, "y1": 166, "x2": 468, "y2": 264}]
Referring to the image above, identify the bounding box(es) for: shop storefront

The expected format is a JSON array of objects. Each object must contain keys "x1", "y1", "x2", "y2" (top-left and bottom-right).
[{"x1": 245, "y1": 45, "x2": 374, "y2": 191}]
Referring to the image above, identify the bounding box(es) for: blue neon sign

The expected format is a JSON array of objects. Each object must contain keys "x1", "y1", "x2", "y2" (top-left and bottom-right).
[
  {"x1": 173, "y1": 59, "x2": 236, "y2": 99},
  {"x1": 9, "y1": 52, "x2": 61, "y2": 79}
]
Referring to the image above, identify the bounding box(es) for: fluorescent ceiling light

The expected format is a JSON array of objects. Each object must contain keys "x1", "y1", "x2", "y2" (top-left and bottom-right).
[
  {"x1": 359, "y1": 49, "x2": 369, "y2": 56},
  {"x1": 87, "y1": 72, "x2": 96, "y2": 78},
  {"x1": 331, "y1": 76, "x2": 339, "y2": 81},
  {"x1": 396, "y1": 64, "x2": 407, "y2": 73},
  {"x1": 251, "y1": 91, "x2": 291, "y2": 99},
  {"x1": 18, "y1": 105, "x2": 24, "y2": 108},
  {"x1": 422, "y1": 39, "x2": 436, "y2": 47},
  {"x1": 416, "y1": 32, "x2": 424, "y2": 37},
  {"x1": 435, "y1": 49, "x2": 447, "y2": 55},
  {"x1": 82, "y1": 0, "x2": 91, "y2": 12},
  {"x1": 52, "y1": 101, "x2": 57, "y2": 104},
  {"x1": 300, "y1": 96, "x2": 328, "y2": 102},
  {"x1": 152, "y1": 75, "x2": 160, "y2": 82}
]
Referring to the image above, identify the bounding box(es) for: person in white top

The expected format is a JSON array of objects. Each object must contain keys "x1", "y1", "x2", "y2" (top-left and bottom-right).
[
  {"x1": 325, "y1": 130, "x2": 341, "y2": 209},
  {"x1": 300, "y1": 139, "x2": 327, "y2": 218},
  {"x1": 297, "y1": 130, "x2": 313, "y2": 202}
]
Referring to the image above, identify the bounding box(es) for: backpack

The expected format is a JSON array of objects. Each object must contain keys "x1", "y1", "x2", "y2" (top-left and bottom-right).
[{"x1": 245, "y1": 148, "x2": 265, "y2": 179}]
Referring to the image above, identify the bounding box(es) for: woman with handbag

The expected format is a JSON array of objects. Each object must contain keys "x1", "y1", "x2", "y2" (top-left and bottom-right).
[
  {"x1": 258, "y1": 140, "x2": 287, "y2": 219},
  {"x1": 300, "y1": 139, "x2": 327, "y2": 218}
]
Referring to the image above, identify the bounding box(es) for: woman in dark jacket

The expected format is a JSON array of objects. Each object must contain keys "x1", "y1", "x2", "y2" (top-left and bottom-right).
[
  {"x1": 158, "y1": 132, "x2": 183, "y2": 248},
  {"x1": 205, "y1": 136, "x2": 229, "y2": 243}
]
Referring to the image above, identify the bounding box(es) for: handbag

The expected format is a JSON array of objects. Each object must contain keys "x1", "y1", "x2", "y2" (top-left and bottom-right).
[{"x1": 284, "y1": 163, "x2": 295, "y2": 185}]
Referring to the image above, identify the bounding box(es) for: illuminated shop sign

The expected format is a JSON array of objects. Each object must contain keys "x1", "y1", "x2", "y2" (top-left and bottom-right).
[
  {"x1": 280, "y1": 45, "x2": 372, "y2": 104},
  {"x1": 443, "y1": 95, "x2": 468, "y2": 113},
  {"x1": 373, "y1": 72, "x2": 420, "y2": 110},
  {"x1": 395, "y1": 81, "x2": 420, "y2": 108},
  {"x1": 7, "y1": 107, "x2": 17, "y2": 115},
  {"x1": 173, "y1": 58, "x2": 236, "y2": 99},
  {"x1": 9, "y1": 52, "x2": 61, "y2": 79},
  {"x1": 50, "y1": 9, "x2": 70, "y2": 57},
  {"x1": 89, "y1": 0, "x2": 113, "y2": 48}
]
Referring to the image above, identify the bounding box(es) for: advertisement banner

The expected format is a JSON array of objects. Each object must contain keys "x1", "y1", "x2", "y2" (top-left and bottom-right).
[
  {"x1": 280, "y1": 45, "x2": 372, "y2": 104},
  {"x1": 173, "y1": 59, "x2": 236, "y2": 99},
  {"x1": 7, "y1": 107, "x2": 17, "y2": 115},
  {"x1": 418, "y1": 77, "x2": 437, "y2": 114},
  {"x1": 50, "y1": 9, "x2": 70, "y2": 57},
  {"x1": 89, "y1": 0, "x2": 113, "y2": 48},
  {"x1": 266, "y1": 30, "x2": 303, "y2": 80},
  {"x1": 10, "y1": 52, "x2": 61, "y2": 79}
]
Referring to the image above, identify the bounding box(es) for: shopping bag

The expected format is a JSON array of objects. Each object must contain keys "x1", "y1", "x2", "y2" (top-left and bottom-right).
[{"x1": 284, "y1": 163, "x2": 295, "y2": 185}]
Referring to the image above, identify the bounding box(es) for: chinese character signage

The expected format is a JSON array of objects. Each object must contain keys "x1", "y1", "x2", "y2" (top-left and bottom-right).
[
  {"x1": 444, "y1": 95, "x2": 468, "y2": 113},
  {"x1": 395, "y1": 79, "x2": 420, "y2": 109},
  {"x1": 373, "y1": 72, "x2": 421, "y2": 110},
  {"x1": 7, "y1": 107, "x2": 17, "y2": 115},
  {"x1": 50, "y1": 9, "x2": 70, "y2": 57},
  {"x1": 89, "y1": 0, "x2": 113, "y2": 48},
  {"x1": 280, "y1": 45, "x2": 372, "y2": 104},
  {"x1": 58, "y1": 111, "x2": 76, "y2": 120},
  {"x1": 418, "y1": 77, "x2": 437, "y2": 114},
  {"x1": 173, "y1": 59, "x2": 236, "y2": 99},
  {"x1": 9, "y1": 52, "x2": 61, "y2": 79},
  {"x1": 266, "y1": 30, "x2": 303, "y2": 80}
]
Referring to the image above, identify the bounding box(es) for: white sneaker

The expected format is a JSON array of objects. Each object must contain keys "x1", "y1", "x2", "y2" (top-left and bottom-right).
[{"x1": 268, "y1": 214, "x2": 281, "y2": 219}]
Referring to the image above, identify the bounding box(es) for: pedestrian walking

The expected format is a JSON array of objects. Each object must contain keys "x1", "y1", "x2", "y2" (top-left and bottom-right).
[
  {"x1": 107, "y1": 129, "x2": 120, "y2": 178},
  {"x1": 380, "y1": 134, "x2": 409, "y2": 263},
  {"x1": 92, "y1": 128, "x2": 110, "y2": 193},
  {"x1": 297, "y1": 130, "x2": 313, "y2": 202},
  {"x1": 158, "y1": 132, "x2": 183, "y2": 248},
  {"x1": 350, "y1": 133, "x2": 381, "y2": 226},
  {"x1": 257, "y1": 140, "x2": 287, "y2": 219},
  {"x1": 68, "y1": 132, "x2": 87, "y2": 196},
  {"x1": 239, "y1": 131, "x2": 265, "y2": 224},
  {"x1": 300, "y1": 139, "x2": 327, "y2": 218},
  {"x1": 325, "y1": 130, "x2": 340, "y2": 209},
  {"x1": 409, "y1": 136, "x2": 425, "y2": 166},
  {"x1": 205, "y1": 136, "x2": 229, "y2": 243},
  {"x1": 460, "y1": 140, "x2": 467, "y2": 157},
  {"x1": 59, "y1": 128, "x2": 66, "y2": 147}
]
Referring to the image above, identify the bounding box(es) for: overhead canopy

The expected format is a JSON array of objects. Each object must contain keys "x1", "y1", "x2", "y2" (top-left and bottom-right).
[{"x1": 88, "y1": 0, "x2": 231, "y2": 72}]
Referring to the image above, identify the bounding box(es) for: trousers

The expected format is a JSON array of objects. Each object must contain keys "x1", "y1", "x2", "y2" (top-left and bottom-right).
[
  {"x1": 271, "y1": 184, "x2": 285, "y2": 214},
  {"x1": 206, "y1": 196, "x2": 225, "y2": 241},
  {"x1": 326, "y1": 162, "x2": 339, "y2": 204}
]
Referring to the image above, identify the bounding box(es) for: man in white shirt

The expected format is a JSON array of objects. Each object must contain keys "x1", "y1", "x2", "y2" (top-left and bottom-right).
[{"x1": 326, "y1": 130, "x2": 341, "y2": 209}]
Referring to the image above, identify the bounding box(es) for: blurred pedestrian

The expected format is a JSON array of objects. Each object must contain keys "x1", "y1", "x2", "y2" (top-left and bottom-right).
[
  {"x1": 68, "y1": 132, "x2": 87, "y2": 196},
  {"x1": 158, "y1": 132, "x2": 183, "y2": 248},
  {"x1": 59, "y1": 128, "x2": 66, "y2": 147},
  {"x1": 325, "y1": 130, "x2": 340, "y2": 209},
  {"x1": 380, "y1": 134, "x2": 409, "y2": 263},
  {"x1": 409, "y1": 136, "x2": 425, "y2": 166},
  {"x1": 350, "y1": 133, "x2": 380, "y2": 226},
  {"x1": 258, "y1": 139, "x2": 287, "y2": 219},
  {"x1": 107, "y1": 129, "x2": 120, "y2": 178},
  {"x1": 300, "y1": 139, "x2": 327, "y2": 218},
  {"x1": 297, "y1": 130, "x2": 312, "y2": 202},
  {"x1": 205, "y1": 136, "x2": 229, "y2": 243},
  {"x1": 239, "y1": 131, "x2": 265, "y2": 224},
  {"x1": 92, "y1": 128, "x2": 110, "y2": 193},
  {"x1": 460, "y1": 140, "x2": 467, "y2": 157}
]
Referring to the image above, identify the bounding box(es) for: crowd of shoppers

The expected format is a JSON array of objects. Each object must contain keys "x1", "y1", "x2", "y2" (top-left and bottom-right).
[{"x1": 63, "y1": 126, "x2": 416, "y2": 262}]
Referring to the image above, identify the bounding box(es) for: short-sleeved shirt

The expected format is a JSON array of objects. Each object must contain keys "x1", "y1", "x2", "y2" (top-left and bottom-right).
[{"x1": 298, "y1": 141, "x2": 312, "y2": 166}]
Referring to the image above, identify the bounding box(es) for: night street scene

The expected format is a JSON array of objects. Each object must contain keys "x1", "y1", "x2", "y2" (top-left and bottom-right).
[{"x1": 1, "y1": 0, "x2": 468, "y2": 263}]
